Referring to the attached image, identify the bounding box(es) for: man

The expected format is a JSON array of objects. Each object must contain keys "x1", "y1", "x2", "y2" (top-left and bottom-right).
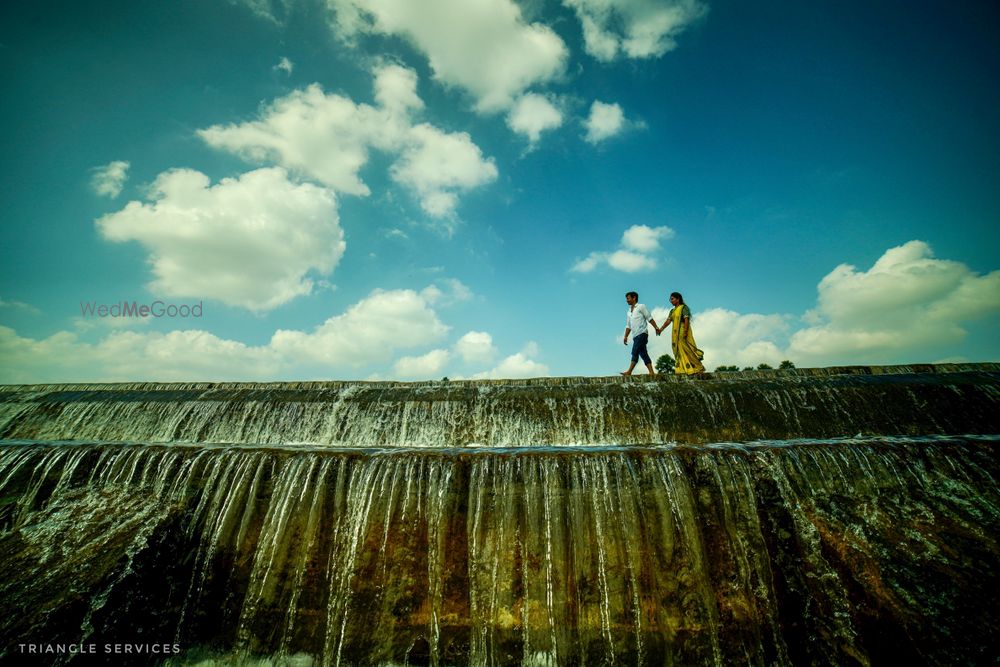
[{"x1": 621, "y1": 291, "x2": 659, "y2": 376}]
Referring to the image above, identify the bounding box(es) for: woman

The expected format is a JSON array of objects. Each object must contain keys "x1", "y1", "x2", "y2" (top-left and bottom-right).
[{"x1": 656, "y1": 292, "x2": 705, "y2": 374}]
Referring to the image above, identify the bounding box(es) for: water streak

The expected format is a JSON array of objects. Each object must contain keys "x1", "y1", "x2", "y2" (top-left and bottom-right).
[
  {"x1": 2, "y1": 436, "x2": 998, "y2": 665},
  {"x1": 3, "y1": 367, "x2": 998, "y2": 447}
]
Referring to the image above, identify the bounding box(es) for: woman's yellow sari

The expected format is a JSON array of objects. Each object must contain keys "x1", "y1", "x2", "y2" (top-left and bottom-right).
[{"x1": 670, "y1": 304, "x2": 705, "y2": 374}]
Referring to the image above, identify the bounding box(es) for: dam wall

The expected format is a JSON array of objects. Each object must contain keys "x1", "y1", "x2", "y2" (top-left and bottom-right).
[
  {"x1": 1, "y1": 364, "x2": 999, "y2": 666},
  {"x1": 2, "y1": 437, "x2": 999, "y2": 666},
  {"x1": 2, "y1": 364, "x2": 998, "y2": 447}
]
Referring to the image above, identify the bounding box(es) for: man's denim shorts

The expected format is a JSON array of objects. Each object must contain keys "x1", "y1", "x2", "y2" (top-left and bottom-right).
[{"x1": 631, "y1": 332, "x2": 651, "y2": 364}]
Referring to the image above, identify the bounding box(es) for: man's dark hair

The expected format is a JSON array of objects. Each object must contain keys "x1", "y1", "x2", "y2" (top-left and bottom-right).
[{"x1": 625, "y1": 291, "x2": 639, "y2": 300}]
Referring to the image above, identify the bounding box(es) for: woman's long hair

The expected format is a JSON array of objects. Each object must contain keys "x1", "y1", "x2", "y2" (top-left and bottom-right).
[{"x1": 670, "y1": 291, "x2": 685, "y2": 305}]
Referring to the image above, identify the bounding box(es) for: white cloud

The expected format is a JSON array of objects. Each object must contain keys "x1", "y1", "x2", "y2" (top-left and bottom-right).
[
  {"x1": 563, "y1": 0, "x2": 707, "y2": 61},
  {"x1": 454, "y1": 330, "x2": 498, "y2": 364},
  {"x1": 231, "y1": 0, "x2": 289, "y2": 24},
  {"x1": 329, "y1": 0, "x2": 568, "y2": 112},
  {"x1": 584, "y1": 100, "x2": 626, "y2": 144},
  {"x1": 0, "y1": 325, "x2": 282, "y2": 383},
  {"x1": 443, "y1": 278, "x2": 474, "y2": 303},
  {"x1": 472, "y1": 341, "x2": 549, "y2": 379},
  {"x1": 274, "y1": 56, "x2": 294, "y2": 74},
  {"x1": 645, "y1": 241, "x2": 1000, "y2": 370},
  {"x1": 419, "y1": 285, "x2": 443, "y2": 303},
  {"x1": 621, "y1": 224, "x2": 675, "y2": 252},
  {"x1": 0, "y1": 298, "x2": 41, "y2": 314},
  {"x1": 420, "y1": 278, "x2": 474, "y2": 306},
  {"x1": 572, "y1": 224, "x2": 674, "y2": 273},
  {"x1": 384, "y1": 328, "x2": 544, "y2": 380},
  {"x1": 270, "y1": 287, "x2": 449, "y2": 366},
  {"x1": 0, "y1": 287, "x2": 450, "y2": 383},
  {"x1": 390, "y1": 124, "x2": 498, "y2": 219},
  {"x1": 507, "y1": 93, "x2": 563, "y2": 143},
  {"x1": 0, "y1": 288, "x2": 561, "y2": 383},
  {"x1": 607, "y1": 250, "x2": 656, "y2": 272},
  {"x1": 674, "y1": 308, "x2": 790, "y2": 369},
  {"x1": 72, "y1": 312, "x2": 152, "y2": 332},
  {"x1": 393, "y1": 348, "x2": 451, "y2": 378},
  {"x1": 570, "y1": 252, "x2": 603, "y2": 273},
  {"x1": 198, "y1": 64, "x2": 497, "y2": 218},
  {"x1": 198, "y1": 82, "x2": 394, "y2": 197},
  {"x1": 90, "y1": 160, "x2": 130, "y2": 198},
  {"x1": 786, "y1": 240, "x2": 1000, "y2": 365},
  {"x1": 374, "y1": 61, "x2": 424, "y2": 113},
  {"x1": 386, "y1": 326, "x2": 550, "y2": 380},
  {"x1": 95, "y1": 167, "x2": 344, "y2": 312}
]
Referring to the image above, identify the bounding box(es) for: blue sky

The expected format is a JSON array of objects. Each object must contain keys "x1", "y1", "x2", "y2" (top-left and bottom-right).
[{"x1": 1, "y1": 0, "x2": 998, "y2": 382}]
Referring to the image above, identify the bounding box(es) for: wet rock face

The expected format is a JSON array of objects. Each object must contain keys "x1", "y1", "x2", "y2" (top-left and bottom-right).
[
  {"x1": 1, "y1": 365, "x2": 999, "y2": 447},
  {"x1": 2, "y1": 438, "x2": 999, "y2": 666}
]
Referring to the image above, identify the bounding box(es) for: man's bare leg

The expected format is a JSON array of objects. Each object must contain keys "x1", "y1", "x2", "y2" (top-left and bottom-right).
[
  {"x1": 620, "y1": 361, "x2": 638, "y2": 376},
  {"x1": 645, "y1": 363, "x2": 656, "y2": 375}
]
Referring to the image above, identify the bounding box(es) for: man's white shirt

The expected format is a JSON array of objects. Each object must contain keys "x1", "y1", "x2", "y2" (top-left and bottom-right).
[{"x1": 626, "y1": 303, "x2": 652, "y2": 337}]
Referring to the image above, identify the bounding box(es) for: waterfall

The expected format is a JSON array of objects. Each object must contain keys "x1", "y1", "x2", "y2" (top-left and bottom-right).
[
  {"x1": 2, "y1": 365, "x2": 998, "y2": 447},
  {"x1": 1, "y1": 365, "x2": 999, "y2": 665}
]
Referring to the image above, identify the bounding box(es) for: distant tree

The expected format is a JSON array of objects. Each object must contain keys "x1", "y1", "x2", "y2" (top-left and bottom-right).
[
  {"x1": 441, "y1": 376, "x2": 450, "y2": 382},
  {"x1": 655, "y1": 354, "x2": 675, "y2": 374},
  {"x1": 757, "y1": 363, "x2": 773, "y2": 370},
  {"x1": 742, "y1": 366, "x2": 754, "y2": 371},
  {"x1": 714, "y1": 365, "x2": 740, "y2": 372},
  {"x1": 779, "y1": 360, "x2": 796, "y2": 369}
]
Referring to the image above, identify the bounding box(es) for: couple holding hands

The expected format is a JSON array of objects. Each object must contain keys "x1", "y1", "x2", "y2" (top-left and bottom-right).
[{"x1": 622, "y1": 291, "x2": 705, "y2": 376}]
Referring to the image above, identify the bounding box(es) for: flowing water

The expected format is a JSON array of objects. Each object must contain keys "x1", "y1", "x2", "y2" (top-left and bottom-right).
[
  {"x1": 2, "y1": 365, "x2": 998, "y2": 447},
  {"x1": 1, "y1": 367, "x2": 998, "y2": 666}
]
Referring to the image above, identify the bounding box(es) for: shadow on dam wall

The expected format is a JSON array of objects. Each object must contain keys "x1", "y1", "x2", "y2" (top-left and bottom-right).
[{"x1": 0, "y1": 364, "x2": 998, "y2": 666}]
